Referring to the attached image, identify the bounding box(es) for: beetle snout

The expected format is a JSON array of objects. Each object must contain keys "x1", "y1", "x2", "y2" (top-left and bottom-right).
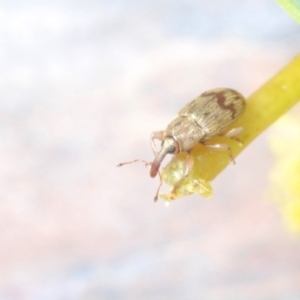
[
  {"x1": 150, "y1": 149, "x2": 166, "y2": 178},
  {"x1": 150, "y1": 137, "x2": 179, "y2": 178},
  {"x1": 150, "y1": 162, "x2": 160, "y2": 178}
]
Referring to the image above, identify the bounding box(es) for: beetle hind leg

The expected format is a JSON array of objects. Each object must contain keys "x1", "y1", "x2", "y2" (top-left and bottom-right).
[
  {"x1": 221, "y1": 127, "x2": 244, "y2": 145},
  {"x1": 204, "y1": 143, "x2": 235, "y2": 164}
]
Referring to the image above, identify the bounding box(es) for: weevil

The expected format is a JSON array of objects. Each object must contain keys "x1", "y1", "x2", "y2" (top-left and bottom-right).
[{"x1": 118, "y1": 88, "x2": 246, "y2": 201}]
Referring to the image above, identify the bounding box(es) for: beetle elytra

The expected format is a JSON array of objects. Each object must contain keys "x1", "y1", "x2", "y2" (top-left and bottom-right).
[{"x1": 117, "y1": 88, "x2": 246, "y2": 201}]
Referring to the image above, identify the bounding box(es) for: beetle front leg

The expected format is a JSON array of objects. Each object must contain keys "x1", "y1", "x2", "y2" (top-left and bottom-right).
[
  {"x1": 171, "y1": 153, "x2": 194, "y2": 193},
  {"x1": 153, "y1": 170, "x2": 163, "y2": 202},
  {"x1": 204, "y1": 143, "x2": 235, "y2": 164},
  {"x1": 150, "y1": 131, "x2": 164, "y2": 155}
]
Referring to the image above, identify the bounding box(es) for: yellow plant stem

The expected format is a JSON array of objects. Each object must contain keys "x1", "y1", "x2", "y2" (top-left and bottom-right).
[
  {"x1": 276, "y1": 0, "x2": 300, "y2": 24},
  {"x1": 161, "y1": 54, "x2": 300, "y2": 201}
]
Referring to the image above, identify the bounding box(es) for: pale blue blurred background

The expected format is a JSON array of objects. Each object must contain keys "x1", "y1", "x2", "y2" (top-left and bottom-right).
[{"x1": 1, "y1": 1, "x2": 300, "y2": 299}]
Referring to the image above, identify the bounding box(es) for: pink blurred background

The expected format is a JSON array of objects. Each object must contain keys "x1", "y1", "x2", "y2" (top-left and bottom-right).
[{"x1": 0, "y1": 0, "x2": 300, "y2": 299}]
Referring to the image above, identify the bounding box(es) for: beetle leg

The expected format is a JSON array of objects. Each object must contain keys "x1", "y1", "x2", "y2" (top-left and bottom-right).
[
  {"x1": 150, "y1": 131, "x2": 164, "y2": 155},
  {"x1": 222, "y1": 127, "x2": 244, "y2": 145},
  {"x1": 204, "y1": 143, "x2": 235, "y2": 164},
  {"x1": 171, "y1": 153, "x2": 194, "y2": 193},
  {"x1": 154, "y1": 169, "x2": 163, "y2": 202}
]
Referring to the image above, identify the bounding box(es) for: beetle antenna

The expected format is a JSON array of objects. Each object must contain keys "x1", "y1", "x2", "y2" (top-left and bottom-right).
[
  {"x1": 117, "y1": 159, "x2": 151, "y2": 168},
  {"x1": 117, "y1": 159, "x2": 163, "y2": 202}
]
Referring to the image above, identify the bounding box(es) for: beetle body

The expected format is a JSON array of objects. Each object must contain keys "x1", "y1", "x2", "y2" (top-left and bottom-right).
[
  {"x1": 178, "y1": 88, "x2": 245, "y2": 141},
  {"x1": 118, "y1": 88, "x2": 246, "y2": 201},
  {"x1": 150, "y1": 88, "x2": 246, "y2": 178}
]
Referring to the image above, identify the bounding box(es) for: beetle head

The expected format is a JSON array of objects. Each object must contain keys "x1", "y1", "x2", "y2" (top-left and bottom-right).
[{"x1": 150, "y1": 137, "x2": 179, "y2": 178}]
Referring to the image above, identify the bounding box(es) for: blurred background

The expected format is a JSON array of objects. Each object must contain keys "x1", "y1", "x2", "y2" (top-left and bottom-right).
[{"x1": 1, "y1": 0, "x2": 300, "y2": 299}]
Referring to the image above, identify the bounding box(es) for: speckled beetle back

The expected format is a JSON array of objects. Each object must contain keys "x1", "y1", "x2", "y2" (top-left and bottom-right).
[{"x1": 178, "y1": 88, "x2": 246, "y2": 141}]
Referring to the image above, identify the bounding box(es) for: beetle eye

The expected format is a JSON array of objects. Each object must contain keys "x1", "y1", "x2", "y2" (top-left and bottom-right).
[{"x1": 167, "y1": 145, "x2": 176, "y2": 153}]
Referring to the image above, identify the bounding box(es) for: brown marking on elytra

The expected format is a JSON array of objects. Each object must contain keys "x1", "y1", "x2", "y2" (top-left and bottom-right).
[
  {"x1": 217, "y1": 92, "x2": 237, "y2": 118},
  {"x1": 202, "y1": 90, "x2": 238, "y2": 119}
]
